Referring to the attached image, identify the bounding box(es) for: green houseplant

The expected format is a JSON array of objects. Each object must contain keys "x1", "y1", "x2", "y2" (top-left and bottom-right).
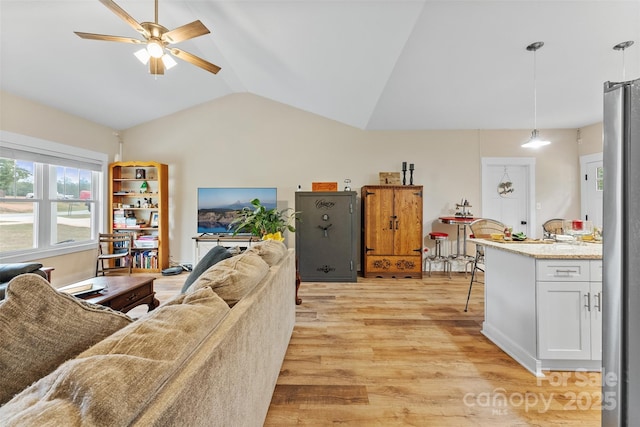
[{"x1": 229, "y1": 198, "x2": 299, "y2": 241}]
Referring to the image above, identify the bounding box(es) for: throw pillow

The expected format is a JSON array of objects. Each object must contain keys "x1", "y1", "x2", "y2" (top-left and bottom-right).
[
  {"x1": 244, "y1": 239, "x2": 288, "y2": 266},
  {"x1": 0, "y1": 287, "x2": 230, "y2": 426},
  {"x1": 0, "y1": 274, "x2": 133, "y2": 405},
  {"x1": 181, "y1": 245, "x2": 232, "y2": 293},
  {"x1": 186, "y1": 251, "x2": 269, "y2": 307}
]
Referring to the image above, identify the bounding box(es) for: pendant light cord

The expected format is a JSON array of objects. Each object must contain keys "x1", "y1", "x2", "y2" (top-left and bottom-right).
[
  {"x1": 523, "y1": 42, "x2": 549, "y2": 148},
  {"x1": 533, "y1": 48, "x2": 538, "y2": 131},
  {"x1": 526, "y1": 41, "x2": 544, "y2": 133}
]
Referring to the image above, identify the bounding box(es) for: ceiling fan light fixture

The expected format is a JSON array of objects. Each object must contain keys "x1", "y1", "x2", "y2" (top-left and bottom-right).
[
  {"x1": 162, "y1": 54, "x2": 177, "y2": 70},
  {"x1": 146, "y1": 40, "x2": 164, "y2": 58},
  {"x1": 74, "y1": 0, "x2": 220, "y2": 75},
  {"x1": 522, "y1": 129, "x2": 551, "y2": 148},
  {"x1": 134, "y1": 48, "x2": 150, "y2": 65}
]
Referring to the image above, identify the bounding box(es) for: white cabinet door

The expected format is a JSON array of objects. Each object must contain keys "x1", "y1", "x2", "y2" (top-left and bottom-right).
[{"x1": 538, "y1": 281, "x2": 592, "y2": 360}]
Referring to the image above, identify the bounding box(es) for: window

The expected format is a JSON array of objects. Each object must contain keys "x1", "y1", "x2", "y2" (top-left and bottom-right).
[
  {"x1": 0, "y1": 131, "x2": 107, "y2": 261},
  {"x1": 596, "y1": 166, "x2": 604, "y2": 191}
]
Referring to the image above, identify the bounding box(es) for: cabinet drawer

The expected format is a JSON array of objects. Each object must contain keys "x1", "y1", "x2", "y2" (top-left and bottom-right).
[
  {"x1": 364, "y1": 255, "x2": 422, "y2": 278},
  {"x1": 110, "y1": 283, "x2": 153, "y2": 309},
  {"x1": 590, "y1": 260, "x2": 603, "y2": 282},
  {"x1": 536, "y1": 260, "x2": 590, "y2": 282}
]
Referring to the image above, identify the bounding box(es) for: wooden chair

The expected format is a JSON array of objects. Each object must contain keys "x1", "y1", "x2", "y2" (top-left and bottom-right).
[
  {"x1": 542, "y1": 218, "x2": 566, "y2": 237},
  {"x1": 95, "y1": 233, "x2": 133, "y2": 276},
  {"x1": 464, "y1": 218, "x2": 505, "y2": 312}
]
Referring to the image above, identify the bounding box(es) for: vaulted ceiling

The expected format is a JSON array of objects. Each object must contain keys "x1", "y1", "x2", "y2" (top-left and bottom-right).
[{"x1": 1, "y1": 1, "x2": 639, "y2": 131}]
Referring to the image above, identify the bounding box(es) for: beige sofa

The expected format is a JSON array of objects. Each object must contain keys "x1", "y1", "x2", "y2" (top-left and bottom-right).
[{"x1": 0, "y1": 243, "x2": 296, "y2": 426}]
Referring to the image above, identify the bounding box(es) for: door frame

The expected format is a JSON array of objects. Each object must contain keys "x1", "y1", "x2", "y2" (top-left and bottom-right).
[
  {"x1": 580, "y1": 152, "x2": 603, "y2": 223},
  {"x1": 481, "y1": 157, "x2": 536, "y2": 237}
]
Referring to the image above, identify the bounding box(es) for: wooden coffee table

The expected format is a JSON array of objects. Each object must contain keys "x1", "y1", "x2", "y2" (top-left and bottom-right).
[{"x1": 71, "y1": 276, "x2": 160, "y2": 313}]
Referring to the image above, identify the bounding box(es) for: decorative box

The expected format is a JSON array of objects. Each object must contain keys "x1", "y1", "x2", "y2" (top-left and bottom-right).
[
  {"x1": 312, "y1": 182, "x2": 338, "y2": 191},
  {"x1": 379, "y1": 172, "x2": 401, "y2": 185}
]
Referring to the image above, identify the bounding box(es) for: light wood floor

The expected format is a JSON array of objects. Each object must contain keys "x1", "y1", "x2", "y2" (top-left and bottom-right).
[{"x1": 149, "y1": 271, "x2": 601, "y2": 427}]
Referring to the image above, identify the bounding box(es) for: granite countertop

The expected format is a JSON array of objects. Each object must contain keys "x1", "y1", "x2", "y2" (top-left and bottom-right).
[{"x1": 470, "y1": 238, "x2": 603, "y2": 260}]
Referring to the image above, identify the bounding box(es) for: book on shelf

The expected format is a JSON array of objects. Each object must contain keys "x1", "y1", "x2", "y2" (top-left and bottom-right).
[
  {"x1": 137, "y1": 235, "x2": 158, "y2": 240},
  {"x1": 134, "y1": 250, "x2": 158, "y2": 269}
]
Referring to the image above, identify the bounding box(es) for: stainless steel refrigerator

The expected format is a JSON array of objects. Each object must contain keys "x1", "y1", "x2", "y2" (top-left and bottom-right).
[{"x1": 603, "y1": 77, "x2": 640, "y2": 426}]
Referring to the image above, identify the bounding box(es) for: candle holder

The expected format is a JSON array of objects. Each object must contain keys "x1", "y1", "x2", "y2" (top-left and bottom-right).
[
  {"x1": 409, "y1": 163, "x2": 414, "y2": 185},
  {"x1": 402, "y1": 162, "x2": 407, "y2": 185}
]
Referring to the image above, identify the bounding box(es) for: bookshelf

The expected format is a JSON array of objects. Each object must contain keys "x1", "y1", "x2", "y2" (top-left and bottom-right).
[{"x1": 109, "y1": 161, "x2": 169, "y2": 272}]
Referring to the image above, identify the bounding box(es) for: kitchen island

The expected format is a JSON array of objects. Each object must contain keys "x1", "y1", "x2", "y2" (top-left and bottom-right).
[{"x1": 473, "y1": 238, "x2": 603, "y2": 377}]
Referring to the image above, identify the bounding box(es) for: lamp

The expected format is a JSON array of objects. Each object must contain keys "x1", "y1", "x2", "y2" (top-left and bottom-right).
[
  {"x1": 134, "y1": 49, "x2": 150, "y2": 65},
  {"x1": 522, "y1": 41, "x2": 551, "y2": 149},
  {"x1": 146, "y1": 39, "x2": 164, "y2": 58},
  {"x1": 134, "y1": 51, "x2": 177, "y2": 71},
  {"x1": 161, "y1": 54, "x2": 177, "y2": 70},
  {"x1": 135, "y1": 40, "x2": 165, "y2": 65}
]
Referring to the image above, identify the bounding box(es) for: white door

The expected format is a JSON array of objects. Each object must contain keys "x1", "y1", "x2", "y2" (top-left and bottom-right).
[
  {"x1": 580, "y1": 153, "x2": 604, "y2": 228},
  {"x1": 481, "y1": 158, "x2": 536, "y2": 236}
]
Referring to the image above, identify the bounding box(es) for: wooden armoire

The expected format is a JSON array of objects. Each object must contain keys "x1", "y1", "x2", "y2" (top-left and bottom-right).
[{"x1": 361, "y1": 185, "x2": 423, "y2": 278}]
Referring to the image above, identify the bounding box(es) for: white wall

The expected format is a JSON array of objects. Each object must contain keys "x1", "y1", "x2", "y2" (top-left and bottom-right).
[
  {"x1": 0, "y1": 91, "x2": 118, "y2": 286},
  {"x1": 1, "y1": 90, "x2": 604, "y2": 269},
  {"x1": 122, "y1": 93, "x2": 597, "y2": 264}
]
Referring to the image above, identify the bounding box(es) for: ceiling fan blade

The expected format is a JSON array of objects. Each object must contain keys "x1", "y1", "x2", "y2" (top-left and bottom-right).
[
  {"x1": 98, "y1": 0, "x2": 149, "y2": 38},
  {"x1": 74, "y1": 31, "x2": 144, "y2": 44},
  {"x1": 149, "y1": 57, "x2": 165, "y2": 75},
  {"x1": 162, "y1": 20, "x2": 210, "y2": 44},
  {"x1": 169, "y1": 48, "x2": 221, "y2": 74}
]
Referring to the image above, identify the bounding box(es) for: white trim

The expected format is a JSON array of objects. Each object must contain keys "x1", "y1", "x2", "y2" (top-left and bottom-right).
[
  {"x1": 0, "y1": 131, "x2": 107, "y2": 166},
  {"x1": 580, "y1": 152, "x2": 603, "y2": 221},
  {"x1": 481, "y1": 157, "x2": 536, "y2": 237},
  {"x1": 0, "y1": 131, "x2": 108, "y2": 263}
]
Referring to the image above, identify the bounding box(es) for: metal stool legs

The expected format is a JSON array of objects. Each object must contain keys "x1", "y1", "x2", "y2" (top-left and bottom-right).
[
  {"x1": 426, "y1": 233, "x2": 451, "y2": 278},
  {"x1": 464, "y1": 245, "x2": 484, "y2": 312}
]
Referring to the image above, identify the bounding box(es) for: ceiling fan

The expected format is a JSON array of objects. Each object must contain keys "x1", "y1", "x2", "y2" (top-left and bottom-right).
[{"x1": 75, "y1": 0, "x2": 221, "y2": 75}]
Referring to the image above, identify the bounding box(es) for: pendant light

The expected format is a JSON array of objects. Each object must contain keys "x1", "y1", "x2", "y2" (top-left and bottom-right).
[
  {"x1": 522, "y1": 41, "x2": 551, "y2": 148},
  {"x1": 613, "y1": 40, "x2": 634, "y2": 81}
]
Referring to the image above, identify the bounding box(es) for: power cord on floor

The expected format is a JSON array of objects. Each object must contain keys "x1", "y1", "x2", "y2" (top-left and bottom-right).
[{"x1": 169, "y1": 256, "x2": 193, "y2": 272}]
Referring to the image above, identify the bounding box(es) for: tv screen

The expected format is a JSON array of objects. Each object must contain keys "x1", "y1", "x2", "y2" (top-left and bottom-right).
[{"x1": 197, "y1": 187, "x2": 277, "y2": 235}]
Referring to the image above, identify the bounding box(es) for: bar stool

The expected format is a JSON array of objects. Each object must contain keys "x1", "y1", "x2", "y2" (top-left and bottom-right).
[{"x1": 425, "y1": 232, "x2": 451, "y2": 278}]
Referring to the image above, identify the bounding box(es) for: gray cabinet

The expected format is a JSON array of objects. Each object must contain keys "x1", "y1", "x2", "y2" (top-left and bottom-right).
[{"x1": 295, "y1": 191, "x2": 357, "y2": 282}]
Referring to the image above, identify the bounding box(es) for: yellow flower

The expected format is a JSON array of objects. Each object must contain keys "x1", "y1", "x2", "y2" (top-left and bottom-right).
[{"x1": 262, "y1": 231, "x2": 284, "y2": 242}]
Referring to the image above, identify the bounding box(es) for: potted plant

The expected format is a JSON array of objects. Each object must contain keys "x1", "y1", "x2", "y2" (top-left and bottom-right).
[{"x1": 229, "y1": 198, "x2": 299, "y2": 241}]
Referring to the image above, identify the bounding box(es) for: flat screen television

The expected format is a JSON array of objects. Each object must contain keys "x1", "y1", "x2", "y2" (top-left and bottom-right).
[{"x1": 197, "y1": 187, "x2": 277, "y2": 235}]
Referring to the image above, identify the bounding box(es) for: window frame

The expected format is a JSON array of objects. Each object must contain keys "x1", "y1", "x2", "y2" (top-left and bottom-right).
[{"x1": 0, "y1": 131, "x2": 108, "y2": 262}]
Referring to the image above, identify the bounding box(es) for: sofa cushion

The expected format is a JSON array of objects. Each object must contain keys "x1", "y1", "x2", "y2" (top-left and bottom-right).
[
  {"x1": 0, "y1": 287, "x2": 230, "y2": 426},
  {"x1": 0, "y1": 274, "x2": 133, "y2": 405},
  {"x1": 0, "y1": 262, "x2": 43, "y2": 283},
  {"x1": 186, "y1": 251, "x2": 269, "y2": 307},
  {"x1": 244, "y1": 239, "x2": 288, "y2": 266},
  {"x1": 181, "y1": 245, "x2": 233, "y2": 293}
]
